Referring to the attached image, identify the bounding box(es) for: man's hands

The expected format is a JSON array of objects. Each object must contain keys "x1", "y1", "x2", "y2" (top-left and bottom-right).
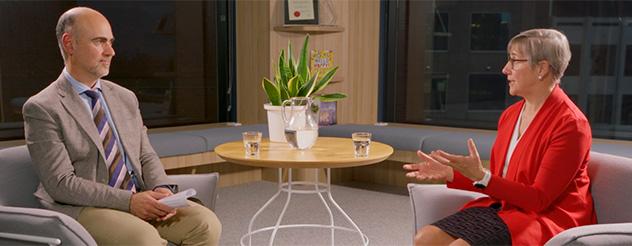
[
  {"x1": 403, "y1": 138, "x2": 485, "y2": 182},
  {"x1": 129, "y1": 188, "x2": 177, "y2": 221}
]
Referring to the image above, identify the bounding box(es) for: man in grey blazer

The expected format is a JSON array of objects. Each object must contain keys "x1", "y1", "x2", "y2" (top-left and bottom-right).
[{"x1": 22, "y1": 7, "x2": 221, "y2": 245}]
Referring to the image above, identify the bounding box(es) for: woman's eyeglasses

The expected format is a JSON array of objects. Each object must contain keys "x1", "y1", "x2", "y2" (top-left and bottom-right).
[{"x1": 507, "y1": 58, "x2": 529, "y2": 70}]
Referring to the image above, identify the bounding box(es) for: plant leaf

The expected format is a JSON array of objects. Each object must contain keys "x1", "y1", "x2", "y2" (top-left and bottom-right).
[
  {"x1": 299, "y1": 70, "x2": 319, "y2": 97},
  {"x1": 287, "y1": 41, "x2": 296, "y2": 78},
  {"x1": 277, "y1": 77, "x2": 290, "y2": 102},
  {"x1": 312, "y1": 66, "x2": 338, "y2": 94},
  {"x1": 297, "y1": 34, "x2": 310, "y2": 84},
  {"x1": 314, "y1": 93, "x2": 347, "y2": 102},
  {"x1": 278, "y1": 50, "x2": 292, "y2": 85},
  {"x1": 262, "y1": 78, "x2": 281, "y2": 106},
  {"x1": 287, "y1": 75, "x2": 300, "y2": 97}
]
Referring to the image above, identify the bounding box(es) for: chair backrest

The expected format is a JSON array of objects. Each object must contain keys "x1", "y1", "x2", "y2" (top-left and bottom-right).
[
  {"x1": 0, "y1": 145, "x2": 41, "y2": 208},
  {"x1": 588, "y1": 151, "x2": 632, "y2": 224}
]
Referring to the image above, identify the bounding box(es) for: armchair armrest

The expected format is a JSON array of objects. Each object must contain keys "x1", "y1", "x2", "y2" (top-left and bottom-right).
[
  {"x1": 545, "y1": 223, "x2": 632, "y2": 246},
  {"x1": 0, "y1": 206, "x2": 96, "y2": 246},
  {"x1": 407, "y1": 184, "x2": 486, "y2": 232},
  {"x1": 169, "y1": 172, "x2": 219, "y2": 210}
]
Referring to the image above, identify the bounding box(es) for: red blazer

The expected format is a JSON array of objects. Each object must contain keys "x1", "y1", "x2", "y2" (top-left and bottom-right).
[{"x1": 447, "y1": 85, "x2": 596, "y2": 245}]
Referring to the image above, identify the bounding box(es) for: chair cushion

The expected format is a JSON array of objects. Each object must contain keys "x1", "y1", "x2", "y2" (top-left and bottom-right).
[
  {"x1": 148, "y1": 133, "x2": 207, "y2": 157},
  {"x1": 420, "y1": 131, "x2": 497, "y2": 160},
  {"x1": 0, "y1": 206, "x2": 96, "y2": 246},
  {"x1": 545, "y1": 223, "x2": 632, "y2": 246},
  {"x1": 588, "y1": 152, "x2": 632, "y2": 224},
  {"x1": 320, "y1": 124, "x2": 437, "y2": 151},
  {"x1": 591, "y1": 142, "x2": 632, "y2": 158},
  {"x1": 181, "y1": 124, "x2": 269, "y2": 151},
  {"x1": 0, "y1": 146, "x2": 40, "y2": 208}
]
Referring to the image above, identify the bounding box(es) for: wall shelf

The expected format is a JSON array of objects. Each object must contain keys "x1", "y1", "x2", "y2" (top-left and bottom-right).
[{"x1": 274, "y1": 25, "x2": 344, "y2": 34}]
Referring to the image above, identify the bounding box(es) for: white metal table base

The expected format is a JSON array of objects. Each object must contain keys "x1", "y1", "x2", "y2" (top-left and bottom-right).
[{"x1": 240, "y1": 168, "x2": 369, "y2": 246}]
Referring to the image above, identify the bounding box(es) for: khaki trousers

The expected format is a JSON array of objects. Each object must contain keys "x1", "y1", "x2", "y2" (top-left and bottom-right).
[{"x1": 77, "y1": 201, "x2": 221, "y2": 246}]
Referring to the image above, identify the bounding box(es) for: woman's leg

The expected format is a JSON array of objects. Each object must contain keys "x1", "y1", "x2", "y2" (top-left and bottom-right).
[{"x1": 415, "y1": 225, "x2": 457, "y2": 246}]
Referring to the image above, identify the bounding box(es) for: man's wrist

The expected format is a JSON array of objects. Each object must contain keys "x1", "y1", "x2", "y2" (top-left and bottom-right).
[
  {"x1": 473, "y1": 169, "x2": 491, "y2": 189},
  {"x1": 153, "y1": 184, "x2": 178, "y2": 194}
]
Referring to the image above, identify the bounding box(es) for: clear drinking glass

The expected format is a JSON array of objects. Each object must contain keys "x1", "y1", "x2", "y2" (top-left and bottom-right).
[
  {"x1": 352, "y1": 132, "x2": 372, "y2": 157},
  {"x1": 242, "y1": 131, "x2": 262, "y2": 157}
]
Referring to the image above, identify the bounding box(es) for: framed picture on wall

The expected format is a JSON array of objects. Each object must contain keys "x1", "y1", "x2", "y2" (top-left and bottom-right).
[{"x1": 284, "y1": 0, "x2": 319, "y2": 25}]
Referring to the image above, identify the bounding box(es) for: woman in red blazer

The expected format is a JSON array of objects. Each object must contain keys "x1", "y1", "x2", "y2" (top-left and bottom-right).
[{"x1": 404, "y1": 28, "x2": 596, "y2": 245}]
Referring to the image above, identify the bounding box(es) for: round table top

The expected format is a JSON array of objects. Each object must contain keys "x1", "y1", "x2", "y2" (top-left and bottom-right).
[{"x1": 214, "y1": 137, "x2": 394, "y2": 169}]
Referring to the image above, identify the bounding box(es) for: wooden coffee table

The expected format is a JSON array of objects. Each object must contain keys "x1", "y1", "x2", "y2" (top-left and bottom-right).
[{"x1": 215, "y1": 137, "x2": 393, "y2": 246}]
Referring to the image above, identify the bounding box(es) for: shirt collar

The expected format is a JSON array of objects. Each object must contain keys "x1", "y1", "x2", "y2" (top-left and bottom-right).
[{"x1": 63, "y1": 67, "x2": 102, "y2": 95}]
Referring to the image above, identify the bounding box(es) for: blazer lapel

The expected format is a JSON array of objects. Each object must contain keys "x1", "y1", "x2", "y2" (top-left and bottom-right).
[
  {"x1": 56, "y1": 76, "x2": 107, "y2": 159},
  {"x1": 504, "y1": 86, "x2": 564, "y2": 180},
  {"x1": 100, "y1": 82, "x2": 139, "y2": 168}
]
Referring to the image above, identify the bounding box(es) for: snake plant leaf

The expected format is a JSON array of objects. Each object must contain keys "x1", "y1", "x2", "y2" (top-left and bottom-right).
[
  {"x1": 262, "y1": 78, "x2": 282, "y2": 106},
  {"x1": 299, "y1": 70, "x2": 319, "y2": 97},
  {"x1": 314, "y1": 93, "x2": 347, "y2": 102},
  {"x1": 287, "y1": 41, "x2": 296, "y2": 78},
  {"x1": 277, "y1": 77, "x2": 290, "y2": 102},
  {"x1": 312, "y1": 66, "x2": 339, "y2": 94},
  {"x1": 287, "y1": 75, "x2": 300, "y2": 97},
  {"x1": 278, "y1": 50, "x2": 292, "y2": 85},
  {"x1": 297, "y1": 34, "x2": 310, "y2": 84}
]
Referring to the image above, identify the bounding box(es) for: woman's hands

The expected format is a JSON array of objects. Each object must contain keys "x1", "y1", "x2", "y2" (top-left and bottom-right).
[
  {"x1": 403, "y1": 138, "x2": 486, "y2": 182},
  {"x1": 404, "y1": 150, "x2": 454, "y2": 182}
]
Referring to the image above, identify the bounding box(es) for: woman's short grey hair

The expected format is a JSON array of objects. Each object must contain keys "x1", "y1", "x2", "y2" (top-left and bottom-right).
[{"x1": 508, "y1": 29, "x2": 571, "y2": 81}]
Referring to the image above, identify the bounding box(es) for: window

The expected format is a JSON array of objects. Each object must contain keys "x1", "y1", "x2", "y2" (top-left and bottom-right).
[
  {"x1": 433, "y1": 12, "x2": 450, "y2": 51},
  {"x1": 0, "y1": 1, "x2": 234, "y2": 140},
  {"x1": 381, "y1": 0, "x2": 632, "y2": 139},
  {"x1": 468, "y1": 74, "x2": 506, "y2": 111},
  {"x1": 426, "y1": 75, "x2": 448, "y2": 111},
  {"x1": 470, "y1": 13, "x2": 511, "y2": 51}
]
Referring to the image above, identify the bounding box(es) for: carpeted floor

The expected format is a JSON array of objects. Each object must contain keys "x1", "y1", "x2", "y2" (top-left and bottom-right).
[{"x1": 214, "y1": 181, "x2": 412, "y2": 246}]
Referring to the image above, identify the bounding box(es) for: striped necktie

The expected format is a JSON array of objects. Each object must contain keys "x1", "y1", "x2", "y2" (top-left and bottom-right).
[{"x1": 84, "y1": 90, "x2": 135, "y2": 191}]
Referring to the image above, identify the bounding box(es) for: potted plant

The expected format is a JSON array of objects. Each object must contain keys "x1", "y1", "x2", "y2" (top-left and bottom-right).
[{"x1": 262, "y1": 34, "x2": 346, "y2": 142}]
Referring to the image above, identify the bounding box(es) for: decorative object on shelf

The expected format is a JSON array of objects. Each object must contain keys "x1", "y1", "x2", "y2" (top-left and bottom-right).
[
  {"x1": 310, "y1": 49, "x2": 334, "y2": 76},
  {"x1": 319, "y1": 101, "x2": 337, "y2": 126},
  {"x1": 284, "y1": 0, "x2": 319, "y2": 25},
  {"x1": 318, "y1": 0, "x2": 337, "y2": 25},
  {"x1": 262, "y1": 34, "x2": 346, "y2": 142}
]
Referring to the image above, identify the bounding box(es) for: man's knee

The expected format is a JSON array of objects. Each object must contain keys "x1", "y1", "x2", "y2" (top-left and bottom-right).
[{"x1": 178, "y1": 203, "x2": 222, "y2": 245}]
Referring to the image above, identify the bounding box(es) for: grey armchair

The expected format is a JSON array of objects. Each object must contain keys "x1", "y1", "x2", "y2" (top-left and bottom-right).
[
  {"x1": 0, "y1": 145, "x2": 219, "y2": 246},
  {"x1": 408, "y1": 151, "x2": 632, "y2": 245}
]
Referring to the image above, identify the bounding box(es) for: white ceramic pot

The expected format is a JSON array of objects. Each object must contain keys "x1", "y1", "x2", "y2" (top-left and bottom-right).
[
  {"x1": 264, "y1": 104, "x2": 287, "y2": 142},
  {"x1": 264, "y1": 103, "x2": 309, "y2": 143}
]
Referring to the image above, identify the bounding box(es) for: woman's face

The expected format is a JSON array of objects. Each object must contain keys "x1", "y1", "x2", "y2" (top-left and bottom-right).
[{"x1": 502, "y1": 45, "x2": 538, "y2": 97}]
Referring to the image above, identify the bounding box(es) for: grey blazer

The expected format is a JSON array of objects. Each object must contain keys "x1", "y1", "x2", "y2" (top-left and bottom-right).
[{"x1": 22, "y1": 74, "x2": 172, "y2": 219}]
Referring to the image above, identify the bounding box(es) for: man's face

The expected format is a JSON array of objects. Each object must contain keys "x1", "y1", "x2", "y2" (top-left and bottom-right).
[{"x1": 67, "y1": 12, "x2": 115, "y2": 82}]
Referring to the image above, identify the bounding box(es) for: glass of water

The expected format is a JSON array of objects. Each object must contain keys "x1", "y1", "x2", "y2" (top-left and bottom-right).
[
  {"x1": 352, "y1": 132, "x2": 372, "y2": 157},
  {"x1": 242, "y1": 131, "x2": 262, "y2": 157}
]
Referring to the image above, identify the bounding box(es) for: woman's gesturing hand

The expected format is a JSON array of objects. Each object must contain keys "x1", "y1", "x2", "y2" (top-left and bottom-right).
[
  {"x1": 431, "y1": 138, "x2": 486, "y2": 181},
  {"x1": 403, "y1": 150, "x2": 454, "y2": 182}
]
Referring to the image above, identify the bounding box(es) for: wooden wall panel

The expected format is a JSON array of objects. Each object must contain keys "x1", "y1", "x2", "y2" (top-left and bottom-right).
[
  {"x1": 237, "y1": 0, "x2": 380, "y2": 125},
  {"x1": 236, "y1": 0, "x2": 271, "y2": 124},
  {"x1": 336, "y1": 0, "x2": 380, "y2": 124}
]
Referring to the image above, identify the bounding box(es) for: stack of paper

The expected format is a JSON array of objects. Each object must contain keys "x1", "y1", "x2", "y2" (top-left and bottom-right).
[{"x1": 158, "y1": 188, "x2": 197, "y2": 208}]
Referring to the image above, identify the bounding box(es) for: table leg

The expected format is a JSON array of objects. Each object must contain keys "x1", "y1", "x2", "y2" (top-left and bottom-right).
[
  {"x1": 314, "y1": 168, "x2": 336, "y2": 245},
  {"x1": 240, "y1": 168, "x2": 369, "y2": 246},
  {"x1": 245, "y1": 168, "x2": 284, "y2": 246},
  {"x1": 325, "y1": 168, "x2": 369, "y2": 245},
  {"x1": 268, "y1": 168, "x2": 293, "y2": 246}
]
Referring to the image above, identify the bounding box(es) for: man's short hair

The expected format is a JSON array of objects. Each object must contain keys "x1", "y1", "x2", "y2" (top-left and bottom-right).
[{"x1": 56, "y1": 10, "x2": 77, "y2": 60}]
